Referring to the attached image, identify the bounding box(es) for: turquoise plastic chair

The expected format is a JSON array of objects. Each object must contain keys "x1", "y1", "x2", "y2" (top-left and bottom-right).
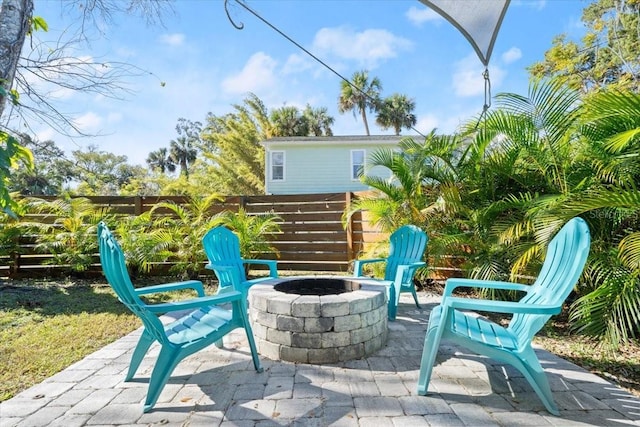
[
  {"x1": 202, "y1": 226, "x2": 279, "y2": 300},
  {"x1": 417, "y1": 217, "x2": 591, "y2": 415},
  {"x1": 97, "y1": 222, "x2": 262, "y2": 412},
  {"x1": 354, "y1": 224, "x2": 428, "y2": 321}
]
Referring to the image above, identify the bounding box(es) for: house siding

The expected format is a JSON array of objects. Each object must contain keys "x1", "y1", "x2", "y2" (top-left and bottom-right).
[{"x1": 263, "y1": 136, "x2": 405, "y2": 195}]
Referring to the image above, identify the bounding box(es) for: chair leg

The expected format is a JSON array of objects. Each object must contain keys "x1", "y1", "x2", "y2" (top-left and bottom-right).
[
  {"x1": 410, "y1": 284, "x2": 421, "y2": 309},
  {"x1": 519, "y1": 350, "x2": 560, "y2": 415},
  {"x1": 237, "y1": 302, "x2": 263, "y2": 373},
  {"x1": 126, "y1": 329, "x2": 155, "y2": 381},
  {"x1": 387, "y1": 283, "x2": 397, "y2": 321},
  {"x1": 143, "y1": 346, "x2": 181, "y2": 413},
  {"x1": 417, "y1": 306, "x2": 444, "y2": 395}
]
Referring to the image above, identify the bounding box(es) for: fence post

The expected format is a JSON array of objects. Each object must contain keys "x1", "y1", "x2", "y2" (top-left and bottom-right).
[
  {"x1": 134, "y1": 196, "x2": 143, "y2": 216},
  {"x1": 10, "y1": 251, "x2": 20, "y2": 278},
  {"x1": 345, "y1": 192, "x2": 354, "y2": 263}
]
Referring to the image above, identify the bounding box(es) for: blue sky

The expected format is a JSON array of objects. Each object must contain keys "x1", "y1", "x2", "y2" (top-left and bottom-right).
[{"x1": 26, "y1": 0, "x2": 587, "y2": 166}]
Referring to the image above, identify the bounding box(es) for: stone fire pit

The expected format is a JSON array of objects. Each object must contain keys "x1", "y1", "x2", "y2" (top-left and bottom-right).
[{"x1": 248, "y1": 276, "x2": 388, "y2": 364}]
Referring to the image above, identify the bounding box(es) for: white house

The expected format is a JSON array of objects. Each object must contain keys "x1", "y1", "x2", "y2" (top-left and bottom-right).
[{"x1": 262, "y1": 135, "x2": 404, "y2": 195}]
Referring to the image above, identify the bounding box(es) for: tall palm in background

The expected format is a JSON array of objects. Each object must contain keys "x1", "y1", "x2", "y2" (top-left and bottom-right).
[
  {"x1": 146, "y1": 147, "x2": 176, "y2": 174},
  {"x1": 270, "y1": 106, "x2": 309, "y2": 137},
  {"x1": 169, "y1": 137, "x2": 197, "y2": 179},
  {"x1": 303, "y1": 105, "x2": 334, "y2": 136},
  {"x1": 376, "y1": 94, "x2": 417, "y2": 135},
  {"x1": 338, "y1": 70, "x2": 382, "y2": 136}
]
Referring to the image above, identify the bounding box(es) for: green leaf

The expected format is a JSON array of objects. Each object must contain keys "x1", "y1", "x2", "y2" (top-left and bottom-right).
[{"x1": 28, "y1": 16, "x2": 48, "y2": 35}]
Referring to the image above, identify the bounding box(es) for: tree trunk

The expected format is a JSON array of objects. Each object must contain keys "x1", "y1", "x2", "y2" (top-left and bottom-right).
[
  {"x1": 0, "y1": 0, "x2": 32, "y2": 119},
  {"x1": 361, "y1": 109, "x2": 370, "y2": 136}
]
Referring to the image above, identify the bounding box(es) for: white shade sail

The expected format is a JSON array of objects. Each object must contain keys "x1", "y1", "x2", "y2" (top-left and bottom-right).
[{"x1": 418, "y1": 0, "x2": 511, "y2": 66}]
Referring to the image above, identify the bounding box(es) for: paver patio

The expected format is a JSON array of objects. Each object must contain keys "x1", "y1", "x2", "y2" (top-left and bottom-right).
[{"x1": 1, "y1": 292, "x2": 639, "y2": 426}]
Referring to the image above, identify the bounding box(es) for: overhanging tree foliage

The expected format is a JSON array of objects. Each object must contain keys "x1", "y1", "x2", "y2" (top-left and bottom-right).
[
  {"x1": 1, "y1": 0, "x2": 168, "y2": 211},
  {"x1": 528, "y1": 0, "x2": 640, "y2": 94}
]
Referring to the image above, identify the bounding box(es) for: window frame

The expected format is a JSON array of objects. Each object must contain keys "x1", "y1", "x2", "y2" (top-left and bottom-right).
[
  {"x1": 270, "y1": 150, "x2": 285, "y2": 181},
  {"x1": 350, "y1": 149, "x2": 365, "y2": 181}
]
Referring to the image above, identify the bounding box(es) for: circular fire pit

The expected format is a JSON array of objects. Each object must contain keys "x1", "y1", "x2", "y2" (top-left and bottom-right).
[{"x1": 248, "y1": 276, "x2": 388, "y2": 364}]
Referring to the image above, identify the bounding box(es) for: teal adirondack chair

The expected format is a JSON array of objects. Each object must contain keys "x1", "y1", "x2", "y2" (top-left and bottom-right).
[
  {"x1": 354, "y1": 224, "x2": 428, "y2": 321},
  {"x1": 202, "y1": 226, "x2": 279, "y2": 299},
  {"x1": 417, "y1": 217, "x2": 591, "y2": 415},
  {"x1": 97, "y1": 222, "x2": 263, "y2": 412}
]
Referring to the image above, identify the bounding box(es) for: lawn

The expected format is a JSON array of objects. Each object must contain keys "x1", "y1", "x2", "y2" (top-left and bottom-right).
[
  {"x1": 0, "y1": 277, "x2": 214, "y2": 401},
  {"x1": 1, "y1": 277, "x2": 638, "y2": 402}
]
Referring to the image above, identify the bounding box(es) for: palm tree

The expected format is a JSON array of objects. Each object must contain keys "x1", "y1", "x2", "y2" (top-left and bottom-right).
[
  {"x1": 146, "y1": 147, "x2": 176, "y2": 174},
  {"x1": 376, "y1": 94, "x2": 417, "y2": 135},
  {"x1": 560, "y1": 89, "x2": 640, "y2": 349},
  {"x1": 150, "y1": 194, "x2": 225, "y2": 279},
  {"x1": 29, "y1": 196, "x2": 108, "y2": 273},
  {"x1": 303, "y1": 104, "x2": 334, "y2": 136},
  {"x1": 338, "y1": 70, "x2": 382, "y2": 136},
  {"x1": 462, "y1": 79, "x2": 640, "y2": 349},
  {"x1": 270, "y1": 106, "x2": 308, "y2": 137},
  {"x1": 345, "y1": 132, "x2": 461, "y2": 232},
  {"x1": 169, "y1": 136, "x2": 197, "y2": 178},
  {"x1": 219, "y1": 207, "x2": 282, "y2": 260}
]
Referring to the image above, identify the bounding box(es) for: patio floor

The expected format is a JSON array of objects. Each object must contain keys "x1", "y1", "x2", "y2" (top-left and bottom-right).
[{"x1": 1, "y1": 292, "x2": 639, "y2": 426}]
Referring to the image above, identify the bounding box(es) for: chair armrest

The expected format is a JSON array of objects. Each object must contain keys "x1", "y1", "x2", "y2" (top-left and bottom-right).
[
  {"x1": 443, "y1": 278, "x2": 530, "y2": 297},
  {"x1": 146, "y1": 290, "x2": 243, "y2": 313},
  {"x1": 354, "y1": 258, "x2": 386, "y2": 276},
  {"x1": 393, "y1": 262, "x2": 426, "y2": 283},
  {"x1": 445, "y1": 296, "x2": 561, "y2": 315},
  {"x1": 134, "y1": 280, "x2": 205, "y2": 297},
  {"x1": 242, "y1": 259, "x2": 278, "y2": 278}
]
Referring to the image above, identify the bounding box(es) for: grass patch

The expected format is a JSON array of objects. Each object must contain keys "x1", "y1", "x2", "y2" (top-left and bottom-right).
[{"x1": 0, "y1": 278, "x2": 213, "y2": 401}]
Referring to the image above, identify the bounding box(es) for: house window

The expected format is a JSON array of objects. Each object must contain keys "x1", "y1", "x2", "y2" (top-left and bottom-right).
[
  {"x1": 271, "y1": 151, "x2": 284, "y2": 181},
  {"x1": 351, "y1": 149, "x2": 365, "y2": 180}
]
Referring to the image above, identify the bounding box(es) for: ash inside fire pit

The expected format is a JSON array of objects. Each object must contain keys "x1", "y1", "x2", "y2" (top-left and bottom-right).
[{"x1": 274, "y1": 278, "x2": 361, "y2": 295}]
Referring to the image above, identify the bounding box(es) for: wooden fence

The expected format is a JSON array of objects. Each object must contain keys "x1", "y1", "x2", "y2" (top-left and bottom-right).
[{"x1": 1, "y1": 192, "x2": 391, "y2": 278}]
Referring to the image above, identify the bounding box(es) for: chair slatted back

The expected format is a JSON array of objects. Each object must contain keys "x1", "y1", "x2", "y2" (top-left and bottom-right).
[
  {"x1": 509, "y1": 218, "x2": 591, "y2": 347},
  {"x1": 384, "y1": 225, "x2": 428, "y2": 282},
  {"x1": 202, "y1": 226, "x2": 248, "y2": 284},
  {"x1": 98, "y1": 222, "x2": 167, "y2": 344}
]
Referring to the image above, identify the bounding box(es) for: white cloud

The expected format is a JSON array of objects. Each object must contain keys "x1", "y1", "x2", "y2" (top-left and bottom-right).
[
  {"x1": 405, "y1": 5, "x2": 442, "y2": 26},
  {"x1": 72, "y1": 112, "x2": 103, "y2": 132},
  {"x1": 414, "y1": 114, "x2": 440, "y2": 135},
  {"x1": 501, "y1": 47, "x2": 522, "y2": 64},
  {"x1": 159, "y1": 33, "x2": 186, "y2": 47},
  {"x1": 107, "y1": 112, "x2": 123, "y2": 123},
  {"x1": 452, "y1": 54, "x2": 506, "y2": 97},
  {"x1": 312, "y1": 27, "x2": 413, "y2": 69},
  {"x1": 282, "y1": 53, "x2": 313, "y2": 75},
  {"x1": 35, "y1": 127, "x2": 57, "y2": 143},
  {"x1": 221, "y1": 52, "x2": 278, "y2": 95}
]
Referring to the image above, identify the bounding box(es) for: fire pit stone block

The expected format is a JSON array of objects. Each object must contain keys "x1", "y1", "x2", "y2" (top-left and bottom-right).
[{"x1": 248, "y1": 277, "x2": 388, "y2": 364}]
